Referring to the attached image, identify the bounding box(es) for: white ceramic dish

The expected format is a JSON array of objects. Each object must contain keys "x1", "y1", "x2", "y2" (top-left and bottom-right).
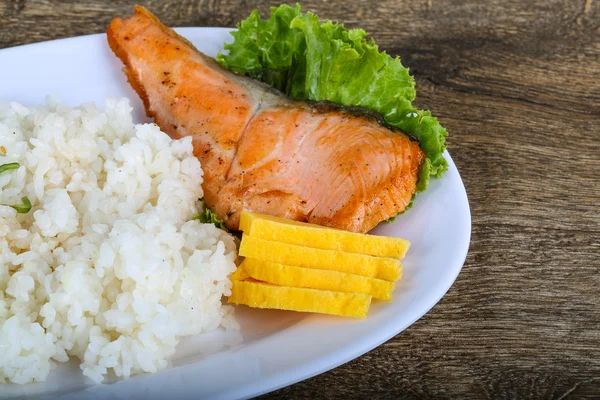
[{"x1": 0, "y1": 28, "x2": 471, "y2": 400}]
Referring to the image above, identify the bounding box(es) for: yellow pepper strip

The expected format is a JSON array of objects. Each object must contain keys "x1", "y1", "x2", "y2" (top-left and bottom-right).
[
  {"x1": 229, "y1": 279, "x2": 372, "y2": 318},
  {"x1": 239, "y1": 235, "x2": 402, "y2": 281},
  {"x1": 241, "y1": 258, "x2": 395, "y2": 300},
  {"x1": 239, "y1": 211, "x2": 410, "y2": 259}
]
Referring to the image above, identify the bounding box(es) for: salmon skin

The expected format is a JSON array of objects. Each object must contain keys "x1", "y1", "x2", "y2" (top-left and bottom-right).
[{"x1": 107, "y1": 6, "x2": 425, "y2": 233}]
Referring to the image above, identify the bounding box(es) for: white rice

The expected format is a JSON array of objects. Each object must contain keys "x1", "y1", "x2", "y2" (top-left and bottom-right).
[{"x1": 0, "y1": 97, "x2": 238, "y2": 384}]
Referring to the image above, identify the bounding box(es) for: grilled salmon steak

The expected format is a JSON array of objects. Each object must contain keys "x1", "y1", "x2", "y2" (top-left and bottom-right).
[{"x1": 107, "y1": 6, "x2": 425, "y2": 233}]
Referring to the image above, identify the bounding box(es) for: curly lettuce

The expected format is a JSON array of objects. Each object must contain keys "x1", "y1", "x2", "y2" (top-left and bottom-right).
[
  {"x1": 217, "y1": 4, "x2": 448, "y2": 198},
  {"x1": 193, "y1": 200, "x2": 228, "y2": 231}
]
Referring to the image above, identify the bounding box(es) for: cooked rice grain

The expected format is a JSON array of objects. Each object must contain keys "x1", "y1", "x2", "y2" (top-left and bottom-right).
[{"x1": 0, "y1": 97, "x2": 238, "y2": 384}]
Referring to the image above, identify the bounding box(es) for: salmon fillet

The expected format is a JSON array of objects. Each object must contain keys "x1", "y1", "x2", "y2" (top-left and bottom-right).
[{"x1": 107, "y1": 6, "x2": 425, "y2": 233}]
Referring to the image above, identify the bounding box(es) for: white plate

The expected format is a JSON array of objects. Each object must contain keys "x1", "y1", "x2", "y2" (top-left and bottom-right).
[{"x1": 0, "y1": 28, "x2": 471, "y2": 400}]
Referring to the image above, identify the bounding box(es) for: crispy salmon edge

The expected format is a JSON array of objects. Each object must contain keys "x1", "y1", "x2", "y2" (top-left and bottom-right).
[
  {"x1": 106, "y1": 6, "x2": 205, "y2": 121},
  {"x1": 106, "y1": 6, "x2": 427, "y2": 232}
]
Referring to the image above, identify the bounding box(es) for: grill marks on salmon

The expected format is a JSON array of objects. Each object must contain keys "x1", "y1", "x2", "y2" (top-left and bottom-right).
[{"x1": 107, "y1": 6, "x2": 425, "y2": 233}]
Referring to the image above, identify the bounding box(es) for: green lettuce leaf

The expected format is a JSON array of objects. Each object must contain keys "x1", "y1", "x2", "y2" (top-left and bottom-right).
[
  {"x1": 193, "y1": 200, "x2": 229, "y2": 231},
  {"x1": 218, "y1": 4, "x2": 448, "y2": 197}
]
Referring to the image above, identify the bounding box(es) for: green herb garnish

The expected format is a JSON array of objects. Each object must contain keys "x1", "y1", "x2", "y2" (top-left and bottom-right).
[
  {"x1": 0, "y1": 163, "x2": 32, "y2": 213},
  {"x1": 10, "y1": 196, "x2": 32, "y2": 213},
  {"x1": 0, "y1": 162, "x2": 20, "y2": 174}
]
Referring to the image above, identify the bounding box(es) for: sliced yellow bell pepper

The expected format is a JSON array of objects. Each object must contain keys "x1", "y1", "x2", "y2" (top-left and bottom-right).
[
  {"x1": 239, "y1": 211, "x2": 410, "y2": 259},
  {"x1": 241, "y1": 258, "x2": 395, "y2": 300},
  {"x1": 239, "y1": 235, "x2": 401, "y2": 281},
  {"x1": 229, "y1": 279, "x2": 372, "y2": 318}
]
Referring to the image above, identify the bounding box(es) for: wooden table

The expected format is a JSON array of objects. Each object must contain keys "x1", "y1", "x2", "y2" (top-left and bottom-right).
[{"x1": 2, "y1": 0, "x2": 599, "y2": 398}]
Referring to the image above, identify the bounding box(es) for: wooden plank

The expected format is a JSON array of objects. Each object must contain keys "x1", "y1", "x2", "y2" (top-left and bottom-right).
[{"x1": 1, "y1": 0, "x2": 599, "y2": 398}]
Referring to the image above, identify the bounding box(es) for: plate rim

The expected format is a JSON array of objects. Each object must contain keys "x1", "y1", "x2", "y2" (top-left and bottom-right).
[
  {"x1": 0, "y1": 29, "x2": 471, "y2": 400},
  {"x1": 219, "y1": 151, "x2": 471, "y2": 400}
]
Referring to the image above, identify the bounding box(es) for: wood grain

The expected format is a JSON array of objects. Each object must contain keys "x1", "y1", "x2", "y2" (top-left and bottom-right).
[{"x1": 2, "y1": 0, "x2": 600, "y2": 398}]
